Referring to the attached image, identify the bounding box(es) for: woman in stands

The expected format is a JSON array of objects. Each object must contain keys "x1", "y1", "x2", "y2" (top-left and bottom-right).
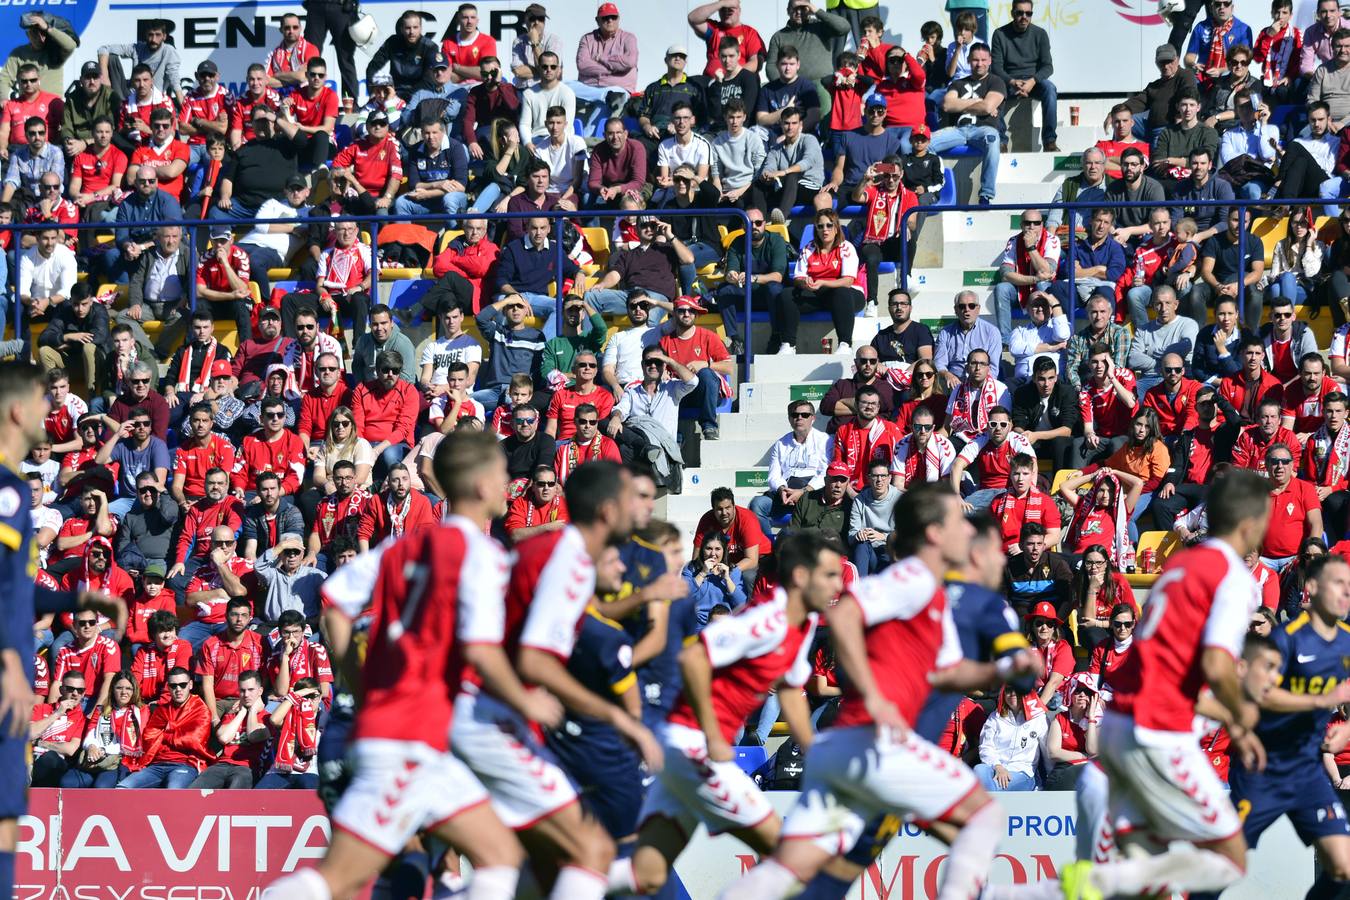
[
  {"x1": 61, "y1": 671, "x2": 144, "y2": 789},
  {"x1": 468, "y1": 117, "x2": 535, "y2": 217},
  {"x1": 893, "y1": 357, "x2": 946, "y2": 432},
  {"x1": 770, "y1": 207, "x2": 863, "y2": 355},
  {"x1": 1087, "y1": 600, "x2": 1136, "y2": 697},
  {"x1": 1279, "y1": 536, "x2": 1328, "y2": 618},
  {"x1": 1267, "y1": 209, "x2": 1327, "y2": 307},
  {"x1": 682, "y1": 531, "x2": 747, "y2": 626},
  {"x1": 1058, "y1": 467, "x2": 1144, "y2": 564},
  {"x1": 1095, "y1": 407, "x2": 1170, "y2": 541},
  {"x1": 1043, "y1": 674, "x2": 1101, "y2": 791},
  {"x1": 1072, "y1": 544, "x2": 1137, "y2": 650},
  {"x1": 314, "y1": 406, "x2": 375, "y2": 491},
  {"x1": 973, "y1": 683, "x2": 1046, "y2": 793},
  {"x1": 1024, "y1": 600, "x2": 1074, "y2": 709}
]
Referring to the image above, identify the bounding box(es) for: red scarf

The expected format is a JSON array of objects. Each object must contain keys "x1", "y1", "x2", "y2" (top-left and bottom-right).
[
  {"x1": 1012, "y1": 226, "x2": 1051, "y2": 303},
  {"x1": 271, "y1": 694, "x2": 319, "y2": 773},
  {"x1": 385, "y1": 491, "x2": 412, "y2": 537},
  {"x1": 1206, "y1": 18, "x2": 1235, "y2": 73},
  {"x1": 91, "y1": 706, "x2": 144, "y2": 762},
  {"x1": 176, "y1": 339, "x2": 218, "y2": 393},
  {"x1": 1310, "y1": 423, "x2": 1350, "y2": 486},
  {"x1": 318, "y1": 488, "x2": 369, "y2": 544},
  {"x1": 992, "y1": 488, "x2": 1050, "y2": 527},
  {"x1": 1067, "y1": 470, "x2": 1131, "y2": 567},
  {"x1": 948, "y1": 377, "x2": 1000, "y2": 440},
  {"x1": 861, "y1": 186, "x2": 904, "y2": 244},
  {"x1": 560, "y1": 435, "x2": 607, "y2": 480}
]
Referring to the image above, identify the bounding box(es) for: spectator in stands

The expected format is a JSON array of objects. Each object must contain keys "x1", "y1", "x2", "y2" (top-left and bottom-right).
[
  {"x1": 929, "y1": 43, "x2": 1004, "y2": 206},
  {"x1": 1077, "y1": 342, "x2": 1138, "y2": 464},
  {"x1": 475, "y1": 294, "x2": 546, "y2": 409},
  {"x1": 179, "y1": 60, "x2": 231, "y2": 167},
  {"x1": 748, "y1": 399, "x2": 832, "y2": 533},
  {"x1": 818, "y1": 94, "x2": 905, "y2": 213},
  {"x1": 1286, "y1": 355, "x2": 1339, "y2": 440},
  {"x1": 869, "y1": 47, "x2": 927, "y2": 150},
  {"x1": 94, "y1": 408, "x2": 168, "y2": 517},
  {"x1": 1151, "y1": 384, "x2": 1222, "y2": 528},
  {"x1": 1302, "y1": 0, "x2": 1347, "y2": 75},
  {"x1": 1045, "y1": 147, "x2": 1107, "y2": 230},
  {"x1": 634, "y1": 47, "x2": 703, "y2": 166},
  {"x1": 1171, "y1": 148, "x2": 1234, "y2": 245},
  {"x1": 352, "y1": 306, "x2": 416, "y2": 387},
  {"x1": 1009, "y1": 355, "x2": 1077, "y2": 470},
  {"x1": 34, "y1": 268, "x2": 98, "y2": 384},
  {"x1": 233, "y1": 309, "x2": 294, "y2": 391},
  {"x1": 504, "y1": 464, "x2": 569, "y2": 540},
  {"x1": 714, "y1": 209, "x2": 786, "y2": 356},
  {"x1": 707, "y1": 37, "x2": 760, "y2": 127},
  {"x1": 365, "y1": 10, "x2": 439, "y2": 100},
  {"x1": 405, "y1": 53, "x2": 465, "y2": 133},
  {"x1": 546, "y1": 351, "x2": 615, "y2": 441},
  {"x1": 830, "y1": 384, "x2": 901, "y2": 493},
  {"x1": 1201, "y1": 44, "x2": 1264, "y2": 132},
  {"x1": 233, "y1": 395, "x2": 305, "y2": 499},
  {"x1": 586, "y1": 118, "x2": 645, "y2": 209},
  {"x1": 850, "y1": 159, "x2": 917, "y2": 309},
  {"x1": 425, "y1": 221, "x2": 498, "y2": 317},
  {"x1": 532, "y1": 105, "x2": 588, "y2": 204},
  {"x1": 68, "y1": 115, "x2": 125, "y2": 236},
  {"x1": 847, "y1": 459, "x2": 899, "y2": 574},
  {"x1": 1105, "y1": 148, "x2": 1167, "y2": 246},
  {"x1": 266, "y1": 12, "x2": 319, "y2": 89},
  {"x1": 330, "y1": 111, "x2": 403, "y2": 218},
  {"x1": 118, "y1": 223, "x2": 187, "y2": 353},
  {"x1": 509, "y1": 3, "x2": 559, "y2": 88},
  {"x1": 891, "y1": 404, "x2": 957, "y2": 488},
  {"x1": 554, "y1": 403, "x2": 621, "y2": 482},
  {"x1": 50, "y1": 595, "x2": 120, "y2": 705},
  {"x1": 0, "y1": 62, "x2": 59, "y2": 161},
  {"x1": 767, "y1": 1, "x2": 849, "y2": 83},
  {"x1": 1184, "y1": 0, "x2": 1254, "y2": 80},
  {"x1": 116, "y1": 472, "x2": 177, "y2": 574},
  {"x1": 114, "y1": 64, "x2": 170, "y2": 154},
  {"x1": 99, "y1": 19, "x2": 182, "y2": 104},
  {"x1": 1043, "y1": 676, "x2": 1100, "y2": 791},
  {"x1": 178, "y1": 523, "x2": 252, "y2": 651},
  {"x1": 1095, "y1": 104, "x2": 1150, "y2": 177},
  {"x1": 498, "y1": 395, "x2": 550, "y2": 476},
  {"x1": 1268, "y1": 211, "x2": 1326, "y2": 308},
  {"x1": 0, "y1": 12, "x2": 75, "y2": 99},
  {"x1": 494, "y1": 216, "x2": 583, "y2": 339},
  {"x1": 651, "y1": 103, "x2": 713, "y2": 206},
  {"x1": 820, "y1": 346, "x2": 894, "y2": 433},
  {"x1": 946, "y1": 347, "x2": 1011, "y2": 448},
  {"x1": 1189, "y1": 207, "x2": 1265, "y2": 332},
  {"x1": 171, "y1": 402, "x2": 234, "y2": 507},
  {"x1": 164, "y1": 315, "x2": 231, "y2": 413},
  {"x1": 1192, "y1": 296, "x2": 1248, "y2": 381},
  {"x1": 570, "y1": 3, "x2": 638, "y2": 132},
  {"x1": 1152, "y1": 92, "x2": 1221, "y2": 194},
  {"x1": 28, "y1": 671, "x2": 87, "y2": 787},
  {"x1": 1122, "y1": 208, "x2": 1179, "y2": 329},
  {"x1": 975, "y1": 682, "x2": 1045, "y2": 792},
  {"x1": 59, "y1": 671, "x2": 143, "y2": 789},
  {"x1": 872, "y1": 289, "x2": 934, "y2": 379},
  {"x1": 1311, "y1": 28, "x2": 1350, "y2": 131},
  {"x1": 519, "y1": 50, "x2": 576, "y2": 140},
  {"x1": 1260, "y1": 300, "x2": 1320, "y2": 389},
  {"x1": 952, "y1": 406, "x2": 1034, "y2": 511},
  {"x1": 1218, "y1": 93, "x2": 1279, "y2": 199},
  {"x1": 277, "y1": 58, "x2": 337, "y2": 175},
  {"x1": 1008, "y1": 291, "x2": 1069, "y2": 386},
  {"x1": 359, "y1": 462, "x2": 437, "y2": 548},
  {"x1": 352, "y1": 350, "x2": 419, "y2": 478},
  {"x1": 419, "y1": 306, "x2": 482, "y2": 400},
  {"x1": 711, "y1": 99, "x2": 766, "y2": 211},
  {"x1": 607, "y1": 347, "x2": 696, "y2": 479},
  {"x1": 683, "y1": 531, "x2": 747, "y2": 624},
  {"x1": 129, "y1": 108, "x2": 189, "y2": 200},
  {"x1": 990, "y1": 0, "x2": 1058, "y2": 151},
  {"x1": 990, "y1": 209, "x2": 1058, "y2": 346},
  {"x1": 22, "y1": 171, "x2": 76, "y2": 253},
  {"x1": 306, "y1": 458, "x2": 370, "y2": 568},
  {"x1": 390, "y1": 119, "x2": 470, "y2": 222},
  {"x1": 1142, "y1": 350, "x2": 1203, "y2": 438},
  {"x1": 780, "y1": 462, "x2": 849, "y2": 543},
  {"x1": 108, "y1": 165, "x2": 180, "y2": 283},
  {"x1": 240, "y1": 472, "x2": 304, "y2": 562},
  {"x1": 660, "y1": 296, "x2": 734, "y2": 440},
  {"x1": 195, "y1": 226, "x2": 254, "y2": 345},
  {"x1": 1233, "y1": 398, "x2": 1298, "y2": 473},
  {"x1": 934, "y1": 290, "x2": 1002, "y2": 390},
  {"x1": 1118, "y1": 44, "x2": 1195, "y2": 142},
  {"x1": 541, "y1": 299, "x2": 605, "y2": 391},
  {"x1": 1129, "y1": 286, "x2": 1199, "y2": 392},
  {"x1": 117, "y1": 667, "x2": 213, "y2": 789},
  {"x1": 187, "y1": 670, "x2": 267, "y2": 790},
  {"x1": 1300, "y1": 390, "x2": 1350, "y2": 541},
  {"x1": 1263, "y1": 442, "x2": 1322, "y2": 569},
  {"x1": 688, "y1": 0, "x2": 766, "y2": 79},
  {"x1": 253, "y1": 534, "x2": 325, "y2": 624},
  {"x1": 773, "y1": 208, "x2": 863, "y2": 355},
  {"x1": 1003, "y1": 521, "x2": 1073, "y2": 619},
  {"x1": 694, "y1": 485, "x2": 770, "y2": 588}
]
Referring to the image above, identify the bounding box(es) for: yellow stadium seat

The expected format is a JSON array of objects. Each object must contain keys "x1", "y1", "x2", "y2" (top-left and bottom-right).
[
  {"x1": 581, "y1": 226, "x2": 611, "y2": 270},
  {"x1": 1050, "y1": 468, "x2": 1079, "y2": 496},
  {"x1": 436, "y1": 229, "x2": 465, "y2": 254}
]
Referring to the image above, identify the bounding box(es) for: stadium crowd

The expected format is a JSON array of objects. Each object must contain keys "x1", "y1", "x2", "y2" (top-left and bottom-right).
[{"x1": 5, "y1": 2, "x2": 1350, "y2": 897}]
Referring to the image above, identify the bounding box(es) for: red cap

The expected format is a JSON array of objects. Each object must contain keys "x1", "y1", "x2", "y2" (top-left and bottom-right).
[
  {"x1": 826, "y1": 462, "x2": 852, "y2": 478},
  {"x1": 673, "y1": 295, "x2": 707, "y2": 313},
  {"x1": 912, "y1": 123, "x2": 931, "y2": 139},
  {"x1": 1025, "y1": 600, "x2": 1062, "y2": 623},
  {"x1": 597, "y1": 2, "x2": 619, "y2": 16},
  {"x1": 209, "y1": 360, "x2": 233, "y2": 378}
]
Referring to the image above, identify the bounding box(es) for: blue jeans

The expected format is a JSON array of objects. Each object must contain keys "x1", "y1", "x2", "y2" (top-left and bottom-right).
[
  {"x1": 61, "y1": 764, "x2": 127, "y2": 788},
  {"x1": 471, "y1": 386, "x2": 505, "y2": 412},
  {"x1": 468, "y1": 182, "x2": 504, "y2": 214},
  {"x1": 1269, "y1": 271, "x2": 1309, "y2": 304},
  {"x1": 1321, "y1": 176, "x2": 1345, "y2": 217},
  {"x1": 116, "y1": 762, "x2": 200, "y2": 788},
  {"x1": 566, "y1": 80, "x2": 619, "y2": 134},
  {"x1": 207, "y1": 200, "x2": 262, "y2": 222},
  {"x1": 516, "y1": 290, "x2": 560, "y2": 339},
  {"x1": 1135, "y1": 374, "x2": 1162, "y2": 396},
  {"x1": 1023, "y1": 79, "x2": 1058, "y2": 144},
  {"x1": 850, "y1": 541, "x2": 892, "y2": 575},
  {"x1": 990, "y1": 280, "x2": 1043, "y2": 344},
  {"x1": 179, "y1": 619, "x2": 225, "y2": 651},
  {"x1": 927, "y1": 124, "x2": 1000, "y2": 201},
  {"x1": 974, "y1": 763, "x2": 1037, "y2": 792},
  {"x1": 255, "y1": 771, "x2": 320, "y2": 790},
  {"x1": 108, "y1": 497, "x2": 135, "y2": 518},
  {"x1": 748, "y1": 491, "x2": 791, "y2": 537},
  {"x1": 679, "y1": 241, "x2": 723, "y2": 295},
  {"x1": 584, "y1": 287, "x2": 670, "y2": 322},
  {"x1": 714, "y1": 281, "x2": 781, "y2": 344},
  {"x1": 885, "y1": 125, "x2": 914, "y2": 156},
  {"x1": 680, "y1": 366, "x2": 724, "y2": 427},
  {"x1": 393, "y1": 192, "x2": 469, "y2": 224},
  {"x1": 1126, "y1": 285, "x2": 1153, "y2": 330},
  {"x1": 1128, "y1": 491, "x2": 1154, "y2": 543},
  {"x1": 374, "y1": 442, "x2": 410, "y2": 482},
  {"x1": 962, "y1": 487, "x2": 1002, "y2": 510}
]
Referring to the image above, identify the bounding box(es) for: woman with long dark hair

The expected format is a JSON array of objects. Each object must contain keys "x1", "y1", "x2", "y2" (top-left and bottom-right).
[
  {"x1": 1073, "y1": 547, "x2": 1137, "y2": 649},
  {"x1": 61, "y1": 671, "x2": 143, "y2": 788},
  {"x1": 770, "y1": 208, "x2": 864, "y2": 355}
]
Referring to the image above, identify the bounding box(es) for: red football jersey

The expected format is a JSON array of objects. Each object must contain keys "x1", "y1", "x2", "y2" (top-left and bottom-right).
[{"x1": 1109, "y1": 540, "x2": 1257, "y2": 733}]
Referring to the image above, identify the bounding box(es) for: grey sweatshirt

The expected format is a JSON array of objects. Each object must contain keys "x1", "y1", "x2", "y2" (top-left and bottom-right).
[
  {"x1": 1128, "y1": 315, "x2": 1199, "y2": 375},
  {"x1": 711, "y1": 129, "x2": 766, "y2": 190},
  {"x1": 764, "y1": 132, "x2": 826, "y2": 190},
  {"x1": 767, "y1": 11, "x2": 851, "y2": 82},
  {"x1": 849, "y1": 485, "x2": 902, "y2": 546},
  {"x1": 991, "y1": 23, "x2": 1054, "y2": 83}
]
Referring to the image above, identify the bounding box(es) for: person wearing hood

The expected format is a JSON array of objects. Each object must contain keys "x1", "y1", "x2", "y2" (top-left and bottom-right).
[
  {"x1": 351, "y1": 304, "x2": 418, "y2": 385},
  {"x1": 973, "y1": 682, "x2": 1046, "y2": 792}
]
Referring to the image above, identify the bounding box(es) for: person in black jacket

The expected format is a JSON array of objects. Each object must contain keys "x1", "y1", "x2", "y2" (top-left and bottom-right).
[
  {"x1": 37, "y1": 283, "x2": 109, "y2": 393},
  {"x1": 1002, "y1": 521, "x2": 1074, "y2": 620},
  {"x1": 900, "y1": 125, "x2": 944, "y2": 203},
  {"x1": 1149, "y1": 384, "x2": 1226, "y2": 530},
  {"x1": 1010, "y1": 356, "x2": 1080, "y2": 471},
  {"x1": 365, "y1": 10, "x2": 440, "y2": 100}
]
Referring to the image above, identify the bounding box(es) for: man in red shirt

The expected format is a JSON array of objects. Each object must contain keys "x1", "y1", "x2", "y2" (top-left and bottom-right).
[
  {"x1": 179, "y1": 60, "x2": 232, "y2": 164},
  {"x1": 68, "y1": 117, "x2": 127, "y2": 231},
  {"x1": 29, "y1": 672, "x2": 88, "y2": 787},
  {"x1": 117, "y1": 64, "x2": 175, "y2": 149},
  {"x1": 358, "y1": 463, "x2": 437, "y2": 550},
  {"x1": 232, "y1": 396, "x2": 306, "y2": 498},
  {"x1": 297, "y1": 352, "x2": 350, "y2": 448},
  {"x1": 990, "y1": 452, "x2": 1062, "y2": 550},
  {"x1": 0, "y1": 62, "x2": 61, "y2": 157},
  {"x1": 1095, "y1": 102, "x2": 1150, "y2": 177},
  {"x1": 316, "y1": 220, "x2": 373, "y2": 346},
  {"x1": 131, "y1": 609, "x2": 192, "y2": 703},
  {"x1": 352, "y1": 349, "x2": 420, "y2": 477},
  {"x1": 1283, "y1": 352, "x2": 1341, "y2": 439},
  {"x1": 125, "y1": 563, "x2": 176, "y2": 649},
  {"x1": 187, "y1": 669, "x2": 269, "y2": 789},
  {"x1": 118, "y1": 666, "x2": 214, "y2": 788},
  {"x1": 554, "y1": 402, "x2": 621, "y2": 483},
  {"x1": 197, "y1": 597, "x2": 264, "y2": 723},
  {"x1": 182, "y1": 526, "x2": 254, "y2": 650},
  {"x1": 266, "y1": 13, "x2": 320, "y2": 88},
  {"x1": 443, "y1": 3, "x2": 498, "y2": 80},
  {"x1": 688, "y1": 0, "x2": 766, "y2": 78},
  {"x1": 831, "y1": 385, "x2": 902, "y2": 493},
  {"x1": 1142, "y1": 351, "x2": 1202, "y2": 438},
  {"x1": 430, "y1": 218, "x2": 500, "y2": 313},
  {"x1": 230, "y1": 64, "x2": 282, "y2": 146},
  {"x1": 280, "y1": 57, "x2": 338, "y2": 171},
  {"x1": 128, "y1": 107, "x2": 189, "y2": 198},
  {"x1": 196, "y1": 225, "x2": 255, "y2": 345},
  {"x1": 1220, "y1": 336, "x2": 1284, "y2": 425},
  {"x1": 1233, "y1": 398, "x2": 1302, "y2": 473},
  {"x1": 331, "y1": 109, "x2": 403, "y2": 215},
  {"x1": 49, "y1": 603, "x2": 120, "y2": 708},
  {"x1": 1077, "y1": 342, "x2": 1139, "y2": 465},
  {"x1": 307, "y1": 460, "x2": 370, "y2": 567},
  {"x1": 547, "y1": 352, "x2": 616, "y2": 441},
  {"x1": 171, "y1": 403, "x2": 236, "y2": 507},
  {"x1": 1049, "y1": 470, "x2": 1273, "y2": 899},
  {"x1": 950, "y1": 407, "x2": 1035, "y2": 509},
  {"x1": 1264, "y1": 442, "x2": 1324, "y2": 567},
  {"x1": 504, "y1": 464, "x2": 570, "y2": 542},
  {"x1": 660, "y1": 296, "x2": 734, "y2": 439},
  {"x1": 169, "y1": 468, "x2": 243, "y2": 588},
  {"x1": 694, "y1": 485, "x2": 771, "y2": 587}
]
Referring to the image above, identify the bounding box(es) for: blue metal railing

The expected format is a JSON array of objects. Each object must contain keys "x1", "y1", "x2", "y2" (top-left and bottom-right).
[{"x1": 4, "y1": 205, "x2": 757, "y2": 377}]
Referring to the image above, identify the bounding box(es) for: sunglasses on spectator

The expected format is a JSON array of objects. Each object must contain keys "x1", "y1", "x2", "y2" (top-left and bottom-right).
[
  {"x1": 19, "y1": 77, "x2": 38, "y2": 84},
  {"x1": 914, "y1": 370, "x2": 935, "y2": 379},
  {"x1": 575, "y1": 361, "x2": 597, "y2": 369},
  {"x1": 318, "y1": 365, "x2": 340, "y2": 372},
  {"x1": 379, "y1": 367, "x2": 400, "y2": 374},
  {"x1": 789, "y1": 411, "x2": 812, "y2": 419},
  {"x1": 212, "y1": 537, "x2": 236, "y2": 544},
  {"x1": 135, "y1": 178, "x2": 157, "y2": 185},
  {"x1": 168, "y1": 681, "x2": 192, "y2": 690},
  {"x1": 308, "y1": 70, "x2": 326, "y2": 78},
  {"x1": 1112, "y1": 619, "x2": 1135, "y2": 629},
  {"x1": 958, "y1": 302, "x2": 980, "y2": 310},
  {"x1": 913, "y1": 423, "x2": 934, "y2": 432},
  {"x1": 297, "y1": 323, "x2": 317, "y2": 330},
  {"x1": 748, "y1": 217, "x2": 764, "y2": 225},
  {"x1": 59, "y1": 684, "x2": 84, "y2": 693},
  {"x1": 643, "y1": 358, "x2": 663, "y2": 366},
  {"x1": 1021, "y1": 218, "x2": 1043, "y2": 227},
  {"x1": 988, "y1": 421, "x2": 1010, "y2": 429},
  {"x1": 855, "y1": 356, "x2": 878, "y2": 364},
  {"x1": 1273, "y1": 311, "x2": 1295, "y2": 319},
  {"x1": 1162, "y1": 366, "x2": 1184, "y2": 374},
  {"x1": 514, "y1": 416, "x2": 537, "y2": 425},
  {"x1": 332, "y1": 419, "x2": 352, "y2": 427},
  {"x1": 74, "y1": 618, "x2": 98, "y2": 627},
  {"x1": 131, "y1": 419, "x2": 151, "y2": 427},
  {"x1": 539, "y1": 63, "x2": 560, "y2": 70},
  {"x1": 1012, "y1": 7, "x2": 1033, "y2": 16},
  {"x1": 138, "y1": 486, "x2": 158, "y2": 495},
  {"x1": 576, "y1": 417, "x2": 598, "y2": 425},
  {"x1": 1268, "y1": 457, "x2": 1293, "y2": 466},
  {"x1": 534, "y1": 479, "x2": 557, "y2": 487},
  {"x1": 40, "y1": 183, "x2": 60, "y2": 191}
]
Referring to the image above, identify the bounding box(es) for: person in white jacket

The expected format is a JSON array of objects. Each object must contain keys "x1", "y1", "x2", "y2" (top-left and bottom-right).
[
  {"x1": 1008, "y1": 290, "x2": 1070, "y2": 385},
  {"x1": 1266, "y1": 211, "x2": 1327, "y2": 306},
  {"x1": 974, "y1": 684, "x2": 1046, "y2": 791}
]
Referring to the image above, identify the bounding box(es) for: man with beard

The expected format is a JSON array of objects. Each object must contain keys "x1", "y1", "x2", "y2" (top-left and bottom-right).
[
  {"x1": 358, "y1": 464, "x2": 436, "y2": 551},
  {"x1": 1104, "y1": 147, "x2": 1167, "y2": 246},
  {"x1": 1003, "y1": 521, "x2": 1073, "y2": 620},
  {"x1": 1300, "y1": 391, "x2": 1350, "y2": 543},
  {"x1": 306, "y1": 461, "x2": 370, "y2": 572},
  {"x1": 1011, "y1": 357, "x2": 1079, "y2": 471},
  {"x1": 1151, "y1": 385, "x2": 1223, "y2": 531}
]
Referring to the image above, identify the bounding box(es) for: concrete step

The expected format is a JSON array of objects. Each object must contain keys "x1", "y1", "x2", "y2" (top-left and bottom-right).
[
  {"x1": 908, "y1": 267, "x2": 999, "y2": 293},
  {"x1": 682, "y1": 437, "x2": 776, "y2": 467},
  {"x1": 711, "y1": 411, "x2": 812, "y2": 440},
  {"x1": 751, "y1": 355, "x2": 850, "y2": 384},
  {"x1": 997, "y1": 152, "x2": 1080, "y2": 183},
  {"x1": 940, "y1": 237, "x2": 1012, "y2": 269},
  {"x1": 988, "y1": 181, "x2": 1059, "y2": 206},
  {"x1": 737, "y1": 380, "x2": 834, "y2": 412},
  {"x1": 664, "y1": 489, "x2": 764, "y2": 521},
  {"x1": 939, "y1": 209, "x2": 1025, "y2": 241},
  {"x1": 682, "y1": 466, "x2": 769, "y2": 493}
]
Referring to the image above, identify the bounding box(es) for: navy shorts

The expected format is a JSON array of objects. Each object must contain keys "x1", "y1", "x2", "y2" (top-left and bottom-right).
[
  {"x1": 1230, "y1": 761, "x2": 1350, "y2": 846},
  {"x1": 0, "y1": 733, "x2": 28, "y2": 819},
  {"x1": 547, "y1": 730, "x2": 644, "y2": 839},
  {"x1": 843, "y1": 813, "x2": 903, "y2": 867}
]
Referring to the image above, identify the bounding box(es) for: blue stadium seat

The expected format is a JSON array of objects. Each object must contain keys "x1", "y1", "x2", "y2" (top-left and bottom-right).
[
  {"x1": 733, "y1": 746, "x2": 768, "y2": 776},
  {"x1": 938, "y1": 143, "x2": 980, "y2": 159},
  {"x1": 387, "y1": 278, "x2": 434, "y2": 311},
  {"x1": 937, "y1": 167, "x2": 957, "y2": 206}
]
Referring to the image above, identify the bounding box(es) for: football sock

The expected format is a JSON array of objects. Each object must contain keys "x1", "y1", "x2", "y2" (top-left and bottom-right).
[
  {"x1": 551, "y1": 864, "x2": 607, "y2": 900},
  {"x1": 795, "y1": 869, "x2": 855, "y2": 900},
  {"x1": 715, "y1": 858, "x2": 801, "y2": 900},
  {"x1": 466, "y1": 865, "x2": 520, "y2": 900},
  {"x1": 938, "y1": 801, "x2": 1006, "y2": 900}
]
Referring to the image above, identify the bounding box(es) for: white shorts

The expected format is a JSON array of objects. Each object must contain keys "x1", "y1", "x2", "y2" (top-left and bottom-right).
[
  {"x1": 1098, "y1": 711, "x2": 1241, "y2": 845},
  {"x1": 331, "y1": 738, "x2": 490, "y2": 855},
  {"x1": 450, "y1": 691, "x2": 580, "y2": 830},
  {"x1": 638, "y1": 722, "x2": 776, "y2": 837},
  {"x1": 781, "y1": 724, "x2": 980, "y2": 857}
]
